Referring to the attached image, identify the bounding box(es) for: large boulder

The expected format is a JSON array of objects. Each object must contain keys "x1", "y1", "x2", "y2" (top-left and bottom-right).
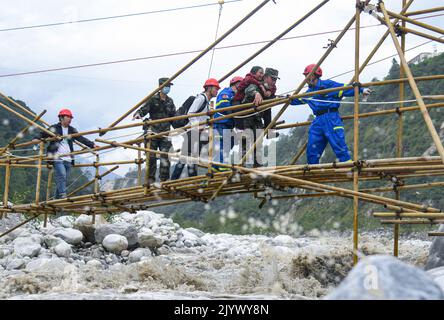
[
  {"x1": 13, "y1": 237, "x2": 41, "y2": 258},
  {"x1": 138, "y1": 230, "x2": 165, "y2": 250},
  {"x1": 326, "y1": 255, "x2": 444, "y2": 300},
  {"x1": 73, "y1": 214, "x2": 96, "y2": 243},
  {"x1": 95, "y1": 223, "x2": 138, "y2": 247},
  {"x1": 425, "y1": 225, "x2": 444, "y2": 270},
  {"x1": 26, "y1": 257, "x2": 68, "y2": 273},
  {"x1": 52, "y1": 228, "x2": 83, "y2": 245},
  {"x1": 102, "y1": 234, "x2": 128, "y2": 254}
]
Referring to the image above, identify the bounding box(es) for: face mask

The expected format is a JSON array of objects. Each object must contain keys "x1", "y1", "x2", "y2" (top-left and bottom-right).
[{"x1": 162, "y1": 87, "x2": 170, "y2": 95}]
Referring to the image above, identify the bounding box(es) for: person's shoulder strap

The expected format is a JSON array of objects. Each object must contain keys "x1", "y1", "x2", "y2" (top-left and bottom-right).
[{"x1": 196, "y1": 93, "x2": 208, "y2": 113}]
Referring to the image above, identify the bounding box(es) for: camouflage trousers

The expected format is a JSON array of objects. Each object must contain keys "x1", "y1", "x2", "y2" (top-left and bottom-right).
[{"x1": 146, "y1": 137, "x2": 172, "y2": 182}]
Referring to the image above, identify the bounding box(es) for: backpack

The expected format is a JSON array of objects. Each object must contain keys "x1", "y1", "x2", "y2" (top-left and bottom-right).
[{"x1": 171, "y1": 94, "x2": 207, "y2": 128}]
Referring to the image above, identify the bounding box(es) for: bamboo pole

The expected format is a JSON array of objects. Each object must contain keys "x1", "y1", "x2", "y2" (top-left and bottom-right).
[
  {"x1": 0, "y1": 163, "x2": 40, "y2": 168},
  {"x1": 380, "y1": 1, "x2": 444, "y2": 164},
  {"x1": 208, "y1": 101, "x2": 215, "y2": 176},
  {"x1": 374, "y1": 212, "x2": 444, "y2": 219},
  {"x1": 2, "y1": 155, "x2": 11, "y2": 219},
  {"x1": 144, "y1": 135, "x2": 151, "y2": 194},
  {"x1": 256, "y1": 181, "x2": 444, "y2": 200},
  {"x1": 396, "y1": 26, "x2": 444, "y2": 44},
  {"x1": 394, "y1": 0, "x2": 407, "y2": 258},
  {"x1": 104, "y1": 0, "x2": 272, "y2": 132},
  {"x1": 429, "y1": 232, "x2": 444, "y2": 236},
  {"x1": 289, "y1": 141, "x2": 308, "y2": 165},
  {"x1": 35, "y1": 142, "x2": 44, "y2": 204},
  {"x1": 0, "y1": 110, "x2": 46, "y2": 156},
  {"x1": 386, "y1": 9, "x2": 444, "y2": 35},
  {"x1": 74, "y1": 159, "x2": 142, "y2": 167},
  {"x1": 94, "y1": 155, "x2": 100, "y2": 195},
  {"x1": 44, "y1": 167, "x2": 53, "y2": 228},
  {"x1": 405, "y1": 6, "x2": 444, "y2": 17},
  {"x1": 382, "y1": 220, "x2": 444, "y2": 225},
  {"x1": 352, "y1": 2, "x2": 361, "y2": 265},
  {"x1": 137, "y1": 143, "x2": 142, "y2": 186}
]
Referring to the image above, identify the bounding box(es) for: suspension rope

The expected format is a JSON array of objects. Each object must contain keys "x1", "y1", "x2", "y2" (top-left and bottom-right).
[{"x1": 208, "y1": 1, "x2": 225, "y2": 78}]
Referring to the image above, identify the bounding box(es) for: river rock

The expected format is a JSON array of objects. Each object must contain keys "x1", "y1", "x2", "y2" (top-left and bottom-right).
[
  {"x1": 13, "y1": 237, "x2": 41, "y2": 258},
  {"x1": 425, "y1": 224, "x2": 444, "y2": 270},
  {"x1": 272, "y1": 235, "x2": 295, "y2": 246},
  {"x1": 73, "y1": 214, "x2": 96, "y2": 243},
  {"x1": 53, "y1": 216, "x2": 75, "y2": 228},
  {"x1": 52, "y1": 228, "x2": 83, "y2": 245},
  {"x1": 102, "y1": 234, "x2": 128, "y2": 254},
  {"x1": 6, "y1": 258, "x2": 26, "y2": 270},
  {"x1": 138, "y1": 230, "x2": 164, "y2": 250},
  {"x1": 26, "y1": 257, "x2": 68, "y2": 273},
  {"x1": 178, "y1": 229, "x2": 205, "y2": 247},
  {"x1": 86, "y1": 259, "x2": 103, "y2": 269},
  {"x1": 128, "y1": 248, "x2": 152, "y2": 263},
  {"x1": 427, "y1": 266, "x2": 444, "y2": 292},
  {"x1": 54, "y1": 242, "x2": 72, "y2": 258},
  {"x1": 185, "y1": 227, "x2": 205, "y2": 238},
  {"x1": 43, "y1": 235, "x2": 63, "y2": 248},
  {"x1": 325, "y1": 255, "x2": 444, "y2": 300},
  {"x1": 95, "y1": 222, "x2": 138, "y2": 247}
]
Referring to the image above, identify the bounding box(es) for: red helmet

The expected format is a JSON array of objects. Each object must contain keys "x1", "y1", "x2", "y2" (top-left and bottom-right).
[
  {"x1": 303, "y1": 64, "x2": 323, "y2": 77},
  {"x1": 229, "y1": 76, "x2": 244, "y2": 86},
  {"x1": 58, "y1": 109, "x2": 73, "y2": 118},
  {"x1": 203, "y1": 78, "x2": 220, "y2": 90}
]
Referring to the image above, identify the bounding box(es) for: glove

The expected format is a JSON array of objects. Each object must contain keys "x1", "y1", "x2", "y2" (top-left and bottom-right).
[
  {"x1": 363, "y1": 88, "x2": 373, "y2": 95},
  {"x1": 362, "y1": 88, "x2": 373, "y2": 102}
]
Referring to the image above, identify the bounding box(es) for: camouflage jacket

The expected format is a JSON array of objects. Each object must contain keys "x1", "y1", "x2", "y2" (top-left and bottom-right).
[{"x1": 136, "y1": 93, "x2": 176, "y2": 133}]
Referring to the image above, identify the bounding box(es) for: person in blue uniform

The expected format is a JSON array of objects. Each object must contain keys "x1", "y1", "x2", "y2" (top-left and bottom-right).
[
  {"x1": 291, "y1": 64, "x2": 372, "y2": 164},
  {"x1": 212, "y1": 76, "x2": 243, "y2": 172}
]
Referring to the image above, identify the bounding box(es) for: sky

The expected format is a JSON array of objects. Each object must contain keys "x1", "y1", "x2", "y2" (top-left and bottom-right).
[{"x1": 1, "y1": 0, "x2": 443, "y2": 175}]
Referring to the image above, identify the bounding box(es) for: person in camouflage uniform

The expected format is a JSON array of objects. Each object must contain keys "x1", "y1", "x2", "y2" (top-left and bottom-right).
[
  {"x1": 238, "y1": 68, "x2": 279, "y2": 167},
  {"x1": 133, "y1": 77, "x2": 176, "y2": 182}
]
